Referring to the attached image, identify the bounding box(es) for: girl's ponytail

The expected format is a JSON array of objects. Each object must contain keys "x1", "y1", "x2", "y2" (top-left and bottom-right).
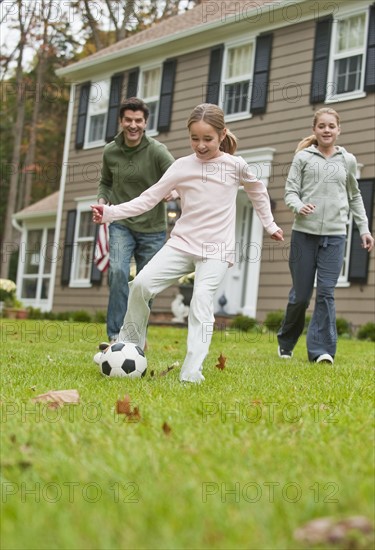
[
  {"x1": 220, "y1": 129, "x2": 237, "y2": 155},
  {"x1": 295, "y1": 134, "x2": 318, "y2": 152}
]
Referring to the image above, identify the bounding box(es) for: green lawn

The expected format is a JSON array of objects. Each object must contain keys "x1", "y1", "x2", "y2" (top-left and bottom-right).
[{"x1": 0, "y1": 320, "x2": 374, "y2": 550}]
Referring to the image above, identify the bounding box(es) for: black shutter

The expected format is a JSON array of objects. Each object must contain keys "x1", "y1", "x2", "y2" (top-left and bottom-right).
[
  {"x1": 75, "y1": 82, "x2": 90, "y2": 149},
  {"x1": 126, "y1": 67, "x2": 140, "y2": 98},
  {"x1": 206, "y1": 44, "x2": 224, "y2": 104},
  {"x1": 364, "y1": 3, "x2": 375, "y2": 92},
  {"x1": 61, "y1": 210, "x2": 76, "y2": 285},
  {"x1": 250, "y1": 33, "x2": 273, "y2": 115},
  {"x1": 157, "y1": 59, "x2": 177, "y2": 133},
  {"x1": 90, "y1": 225, "x2": 102, "y2": 285},
  {"x1": 310, "y1": 17, "x2": 333, "y2": 104},
  {"x1": 105, "y1": 73, "x2": 124, "y2": 142},
  {"x1": 348, "y1": 180, "x2": 374, "y2": 283}
]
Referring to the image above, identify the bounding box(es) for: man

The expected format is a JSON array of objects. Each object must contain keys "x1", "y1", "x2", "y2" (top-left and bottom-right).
[{"x1": 97, "y1": 97, "x2": 175, "y2": 345}]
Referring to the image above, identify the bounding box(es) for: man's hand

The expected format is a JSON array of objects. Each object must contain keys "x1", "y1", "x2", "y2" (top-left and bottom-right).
[{"x1": 91, "y1": 205, "x2": 104, "y2": 224}]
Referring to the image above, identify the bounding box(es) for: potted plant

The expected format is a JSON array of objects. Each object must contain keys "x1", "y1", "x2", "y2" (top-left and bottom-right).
[
  {"x1": 178, "y1": 272, "x2": 195, "y2": 306},
  {"x1": 0, "y1": 279, "x2": 16, "y2": 316}
]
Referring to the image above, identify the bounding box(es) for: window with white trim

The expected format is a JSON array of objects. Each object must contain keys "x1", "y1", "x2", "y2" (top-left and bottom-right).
[
  {"x1": 140, "y1": 67, "x2": 161, "y2": 132},
  {"x1": 19, "y1": 226, "x2": 55, "y2": 305},
  {"x1": 70, "y1": 203, "x2": 97, "y2": 287},
  {"x1": 85, "y1": 79, "x2": 110, "y2": 147},
  {"x1": 222, "y1": 42, "x2": 254, "y2": 118},
  {"x1": 327, "y1": 11, "x2": 368, "y2": 101}
]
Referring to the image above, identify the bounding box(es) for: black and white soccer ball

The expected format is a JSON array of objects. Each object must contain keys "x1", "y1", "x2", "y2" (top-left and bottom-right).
[{"x1": 98, "y1": 342, "x2": 147, "y2": 378}]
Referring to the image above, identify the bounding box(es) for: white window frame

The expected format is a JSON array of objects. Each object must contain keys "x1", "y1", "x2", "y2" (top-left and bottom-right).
[
  {"x1": 16, "y1": 223, "x2": 56, "y2": 311},
  {"x1": 69, "y1": 198, "x2": 97, "y2": 288},
  {"x1": 84, "y1": 78, "x2": 110, "y2": 148},
  {"x1": 336, "y1": 163, "x2": 363, "y2": 287},
  {"x1": 139, "y1": 64, "x2": 162, "y2": 136},
  {"x1": 326, "y1": 7, "x2": 368, "y2": 103},
  {"x1": 220, "y1": 37, "x2": 255, "y2": 122}
]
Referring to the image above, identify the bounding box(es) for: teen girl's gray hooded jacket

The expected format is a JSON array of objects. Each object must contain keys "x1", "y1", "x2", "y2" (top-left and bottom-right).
[{"x1": 285, "y1": 145, "x2": 370, "y2": 236}]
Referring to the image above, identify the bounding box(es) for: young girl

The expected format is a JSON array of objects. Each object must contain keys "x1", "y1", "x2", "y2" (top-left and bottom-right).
[
  {"x1": 277, "y1": 107, "x2": 374, "y2": 364},
  {"x1": 92, "y1": 103, "x2": 283, "y2": 383}
]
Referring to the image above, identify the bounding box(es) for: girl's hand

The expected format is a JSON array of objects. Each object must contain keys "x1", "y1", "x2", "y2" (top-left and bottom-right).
[
  {"x1": 361, "y1": 233, "x2": 374, "y2": 252},
  {"x1": 299, "y1": 203, "x2": 316, "y2": 215},
  {"x1": 271, "y1": 229, "x2": 284, "y2": 241},
  {"x1": 91, "y1": 205, "x2": 104, "y2": 224}
]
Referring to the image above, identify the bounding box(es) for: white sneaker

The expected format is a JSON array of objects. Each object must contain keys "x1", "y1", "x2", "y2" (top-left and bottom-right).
[{"x1": 315, "y1": 354, "x2": 334, "y2": 364}]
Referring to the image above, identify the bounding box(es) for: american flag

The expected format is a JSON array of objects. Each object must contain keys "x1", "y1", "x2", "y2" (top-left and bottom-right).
[{"x1": 94, "y1": 223, "x2": 110, "y2": 272}]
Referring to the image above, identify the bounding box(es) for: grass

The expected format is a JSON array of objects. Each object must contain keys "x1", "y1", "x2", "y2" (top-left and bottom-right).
[{"x1": 0, "y1": 319, "x2": 374, "y2": 550}]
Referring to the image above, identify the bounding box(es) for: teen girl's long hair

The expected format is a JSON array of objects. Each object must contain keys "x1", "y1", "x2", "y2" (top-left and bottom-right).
[
  {"x1": 187, "y1": 103, "x2": 238, "y2": 155},
  {"x1": 295, "y1": 107, "x2": 341, "y2": 152}
]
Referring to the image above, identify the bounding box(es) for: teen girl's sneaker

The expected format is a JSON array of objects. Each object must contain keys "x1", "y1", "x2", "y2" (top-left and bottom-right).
[
  {"x1": 278, "y1": 346, "x2": 293, "y2": 359},
  {"x1": 315, "y1": 354, "x2": 334, "y2": 364}
]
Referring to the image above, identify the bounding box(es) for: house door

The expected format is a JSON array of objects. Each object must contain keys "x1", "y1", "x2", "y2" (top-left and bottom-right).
[{"x1": 214, "y1": 189, "x2": 254, "y2": 315}]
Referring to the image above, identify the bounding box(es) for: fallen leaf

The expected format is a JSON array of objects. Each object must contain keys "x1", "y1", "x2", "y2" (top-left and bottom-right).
[
  {"x1": 215, "y1": 353, "x2": 226, "y2": 370},
  {"x1": 116, "y1": 395, "x2": 131, "y2": 415},
  {"x1": 294, "y1": 516, "x2": 374, "y2": 545},
  {"x1": 116, "y1": 395, "x2": 141, "y2": 422},
  {"x1": 159, "y1": 362, "x2": 179, "y2": 377},
  {"x1": 32, "y1": 389, "x2": 80, "y2": 407},
  {"x1": 162, "y1": 421, "x2": 172, "y2": 435}
]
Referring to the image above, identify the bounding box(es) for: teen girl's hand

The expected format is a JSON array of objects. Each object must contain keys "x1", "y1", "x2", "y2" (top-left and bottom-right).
[
  {"x1": 271, "y1": 229, "x2": 284, "y2": 241},
  {"x1": 91, "y1": 205, "x2": 104, "y2": 224},
  {"x1": 361, "y1": 233, "x2": 374, "y2": 252},
  {"x1": 299, "y1": 203, "x2": 316, "y2": 215}
]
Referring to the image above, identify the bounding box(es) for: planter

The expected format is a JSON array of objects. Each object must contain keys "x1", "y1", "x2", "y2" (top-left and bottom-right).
[
  {"x1": 3, "y1": 308, "x2": 28, "y2": 320},
  {"x1": 178, "y1": 284, "x2": 193, "y2": 306}
]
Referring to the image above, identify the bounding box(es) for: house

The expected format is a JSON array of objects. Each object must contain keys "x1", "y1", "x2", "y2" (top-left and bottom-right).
[{"x1": 16, "y1": 0, "x2": 374, "y2": 328}]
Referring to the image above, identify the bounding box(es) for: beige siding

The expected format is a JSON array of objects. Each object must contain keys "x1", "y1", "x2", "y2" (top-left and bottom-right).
[{"x1": 54, "y1": 14, "x2": 375, "y2": 327}]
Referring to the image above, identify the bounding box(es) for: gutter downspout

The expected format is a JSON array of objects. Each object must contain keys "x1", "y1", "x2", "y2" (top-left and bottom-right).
[{"x1": 49, "y1": 83, "x2": 76, "y2": 310}]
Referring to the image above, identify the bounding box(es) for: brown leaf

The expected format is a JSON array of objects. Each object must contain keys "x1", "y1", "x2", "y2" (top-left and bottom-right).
[
  {"x1": 294, "y1": 516, "x2": 374, "y2": 545},
  {"x1": 116, "y1": 395, "x2": 141, "y2": 422},
  {"x1": 116, "y1": 395, "x2": 131, "y2": 415},
  {"x1": 162, "y1": 421, "x2": 172, "y2": 436},
  {"x1": 215, "y1": 353, "x2": 226, "y2": 370},
  {"x1": 32, "y1": 389, "x2": 80, "y2": 406},
  {"x1": 159, "y1": 362, "x2": 179, "y2": 377}
]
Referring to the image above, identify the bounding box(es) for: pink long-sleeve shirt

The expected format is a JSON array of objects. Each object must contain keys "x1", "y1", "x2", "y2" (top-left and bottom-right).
[{"x1": 101, "y1": 152, "x2": 280, "y2": 265}]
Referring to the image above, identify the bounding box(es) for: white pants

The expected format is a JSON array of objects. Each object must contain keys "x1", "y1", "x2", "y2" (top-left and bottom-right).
[{"x1": 118, "y1": 245, "x2": 229, "y2": 382}]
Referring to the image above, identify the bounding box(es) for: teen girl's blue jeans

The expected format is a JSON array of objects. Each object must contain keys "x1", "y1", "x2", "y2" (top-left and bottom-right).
[
  {"x1": 107, "y1": 223, "x2": 166, "y2": 340},
  {"x1": 277, "y1": 230, "x2": 346, "y2": 361}
]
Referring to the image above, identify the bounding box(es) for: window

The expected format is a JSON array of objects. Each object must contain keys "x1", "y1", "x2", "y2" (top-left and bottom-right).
[
  {"x1": 327, "y1": 12, "x2": 368, "y2": 100},
  {"x1": 85, "y1": 79, "x2": 110, "y2": 147},
  {"x1": 70, "y1": 204, "x2": 97, "y2": 287},
  {"x1": 18, "y1": 226, "x2": 55, "y2": 307},
  {"x1": 222, "y1": 42, "x2": 253, "y2": 118},
  {"x1": 140, "y1": 67, "x2": 161, "y2": 132}
]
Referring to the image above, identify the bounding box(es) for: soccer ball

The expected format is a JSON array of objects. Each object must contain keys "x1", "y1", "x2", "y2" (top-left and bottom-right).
[{"x1": 98, "y1": 342, "x2": 147, "y2": 378}]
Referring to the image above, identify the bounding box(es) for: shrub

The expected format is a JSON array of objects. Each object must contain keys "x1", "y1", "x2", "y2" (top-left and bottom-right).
[
  {"x1": 336, "y1": 317, "x2": 352, "y2": 337},
  {"x1": 72, "y1": 310, "x2": 92, "y2": 323},
  {"x1": 93, "y1": 310, "x2": 106, "y2": 324},
  {"x1": 230, "y1": 314, "x2": 257, "y2": 332},
  {"x1": 264, "y1": 310, "x2": 284, "y2": 332},
  {"x1": 357, "y1": 322, "x2": 375, "y2": 342}
]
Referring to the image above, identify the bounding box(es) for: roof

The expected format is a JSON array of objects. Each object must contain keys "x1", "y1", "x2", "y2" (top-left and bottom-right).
[
  {"x1": 13, "y1": 191, "x2": 59, "y2": 221},
  {"x1": 57, "y1": 0, "x2": 282, "y2": 78}
]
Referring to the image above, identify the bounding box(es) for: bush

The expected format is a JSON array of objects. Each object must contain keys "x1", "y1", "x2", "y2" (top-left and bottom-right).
[
  {"x1": 93, "y1": 310, "x2": 107, "y2": 323},
  {"x1": 72, "y1": 310, "x2": 92, "y2": 323},
  {"x1": 336, "y1": 317, "x2": 352, "y2": 337},
  {"x1": 264, "y1": 310, "x2": 284, "y2": 332},
  {"x1": 230, "y1": 314, "x2": 257, "y2": 332},
  {"x1": 357, "y1": 322, "x2": 375, "y2": 342}
]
